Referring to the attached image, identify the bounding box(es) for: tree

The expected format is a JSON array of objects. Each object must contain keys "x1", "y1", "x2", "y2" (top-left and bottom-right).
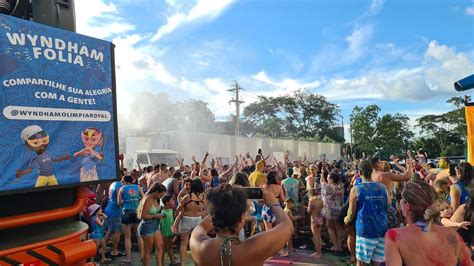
[
  {"x1": 129, "y1": 91, "x2": 177, "y2": 135},
  {"x1": 242, "y1": 96, "x2": 281, "y2": 137},
  {"x1": 242, "y1": 90, "x2": 340, "y2": 141},
  {"x1": 279, "y1": 91, "x2": 340, "y2": 141},
  {"x1": 412, "y1": 136, "x2": 441, "y2": 159},
  {"x1": 350, "y1": 105, "x2": 414, "y2": 158},
  {"x1": 175, "y1": 100, "x2": 215, "y2": 133},
  {"x1": 128, "y1": 92, "x2": 218, "y2": 135},
  {"x1": 375, "y1": 113, "x2": 414, "y2": 158},
  {"x1": 415, "y1": 96, "x2": 470, "y2": 157},
  {"x1": 350, "y1": 105, "x2": 380, "y2": 155},
  {"x1": 261, "y1": 117, "x2": 286, "y2": 138}
]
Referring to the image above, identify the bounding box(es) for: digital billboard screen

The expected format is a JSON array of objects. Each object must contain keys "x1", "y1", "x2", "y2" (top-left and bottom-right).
[{"x1": 0, "y1": 14, "x2": 118, "y2": 195}]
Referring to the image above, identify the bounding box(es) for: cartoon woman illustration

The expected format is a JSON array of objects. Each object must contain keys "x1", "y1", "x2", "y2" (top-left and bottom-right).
[{"x1": 74, "y1": 127, "x2": 104, "y2": 182}]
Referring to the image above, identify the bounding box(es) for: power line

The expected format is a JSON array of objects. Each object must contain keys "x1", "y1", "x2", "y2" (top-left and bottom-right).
[{"x1": 228, "y1": 81, "x2": 245, "y2": 136}]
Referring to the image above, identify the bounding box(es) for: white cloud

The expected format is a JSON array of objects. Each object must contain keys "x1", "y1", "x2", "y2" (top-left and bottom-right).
[
  {"x1": 346, "y1": 24, "x2": 374, "y2": 61},
  {"x1": 367, "y1": 0, "x2": 385, "y2": 16},
  {"x1": 151, "y1": 0, "x2": 235, "y2": 41},
  {"x1": 312, "y1": 24, "x2": 373, "y2": 72},
  {"x1": 112, "y1": 33, "x2": 236, "y2": 118},
  {"x1": 317, "y1": 41, "x2": 474, "y2": 102},
  {"x1": 424, "y1": 41, "x2": 474, "y2": 93},
  {"x1": 466, "y1": 7, "x2": 474, "y2": 15},
  {"x1": 75, "y1": 0, "x2": 135, "y2": 39},
  {"x1": 251, "y1": 71, "x2": 321, "y2": 95}
]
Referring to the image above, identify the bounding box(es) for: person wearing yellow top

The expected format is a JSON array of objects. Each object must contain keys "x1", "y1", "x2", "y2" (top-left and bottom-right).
[{"x1": 249, "y1": 160, "x2": 267, "y2": 187}]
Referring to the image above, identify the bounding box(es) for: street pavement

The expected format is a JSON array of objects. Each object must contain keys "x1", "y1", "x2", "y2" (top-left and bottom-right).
[{"x1": 102, "y1": 248, "x2": 353, "y2": 266}]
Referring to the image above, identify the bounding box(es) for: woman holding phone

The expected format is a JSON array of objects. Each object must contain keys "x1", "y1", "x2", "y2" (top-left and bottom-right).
[{"x1": 190, "y1": 184, "x2": 293, "y2": 265}]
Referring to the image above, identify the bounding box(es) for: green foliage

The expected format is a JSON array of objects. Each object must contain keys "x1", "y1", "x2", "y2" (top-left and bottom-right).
[
  {"x1": 415, "y1": 96, "x2": 469, "y2": 157},
  {"x1": 242, "y1": 90, "x2": 341, "y2": 141},
  {"x1": 350, "y1": 105, "x2": 413, "y2": 159},
  {"x1": 128, "y1": 92, "x2": 217, "y2": 135}
]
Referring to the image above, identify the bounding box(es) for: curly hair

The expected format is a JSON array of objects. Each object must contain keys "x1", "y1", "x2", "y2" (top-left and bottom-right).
[{"x1": 206, "y1": 183, "x2": 248, "y2": 234}]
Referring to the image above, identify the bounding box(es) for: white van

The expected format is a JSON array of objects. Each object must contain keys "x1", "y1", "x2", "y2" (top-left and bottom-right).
[{"x1": 124, "y1": 149, "x2": 178, "y2": 170}]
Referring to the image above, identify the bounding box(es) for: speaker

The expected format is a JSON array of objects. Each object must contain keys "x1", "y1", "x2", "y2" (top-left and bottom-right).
[
  {"x1": 454, "y1": 74, "x2": 474, "y2": 92},
  {"x1": 32, "y1": 0, "x2": 75, "y2": 32}
]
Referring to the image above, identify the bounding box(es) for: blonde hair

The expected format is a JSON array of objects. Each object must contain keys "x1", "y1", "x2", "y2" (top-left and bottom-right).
[
  {"x1": 438, "y1": 158, "x2": 449, "y2": 169},
  {"x1": 382, "y1": 161, "x2": 391, "y2": 172}
]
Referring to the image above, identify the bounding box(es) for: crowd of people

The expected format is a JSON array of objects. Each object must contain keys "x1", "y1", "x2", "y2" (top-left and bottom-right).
[{"x1": 82, "y1": 149, "x2": 474, "y2": 265}]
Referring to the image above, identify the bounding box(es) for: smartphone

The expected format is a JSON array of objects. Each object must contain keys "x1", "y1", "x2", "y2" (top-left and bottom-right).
[
  {"x1": 258, "y1": 148, "x2": 262, "y2": 155},
  {"x1": 242, "y1": 187, "x2": 263, "y2": 199}
]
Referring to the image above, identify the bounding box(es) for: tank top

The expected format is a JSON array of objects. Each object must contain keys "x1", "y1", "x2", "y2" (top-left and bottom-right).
[
  {"x1": 210, "y1": 176, "x2": 220, "y2": 188},
  {"x1": 149, "y1": 204, "x2": 159, "y2": 215},
  {"x1": 105, "y1": 181, "x2": 123, "y2": 218},
  {"x1": 355, "y1": 182, "x2": 388, "y2": 238},
  {"x1": 122, "y1": 184, "x2": 140, "y2": 211},
  {"x1": 447, "y1": 182, "x2": 469, "y2": 205}
]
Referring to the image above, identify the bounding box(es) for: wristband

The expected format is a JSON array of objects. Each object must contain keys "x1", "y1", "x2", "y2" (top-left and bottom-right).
[{"x1": 269, "y1": 203, "x2": 281, "y2": 210}]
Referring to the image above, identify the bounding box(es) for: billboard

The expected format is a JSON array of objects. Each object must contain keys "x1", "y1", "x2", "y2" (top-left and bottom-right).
[{"x1": 0, "y1": 14, "x2": 118, "y2": 195}]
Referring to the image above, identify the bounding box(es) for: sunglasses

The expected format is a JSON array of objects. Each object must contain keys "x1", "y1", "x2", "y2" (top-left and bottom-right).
[{"x1": 26, "y1": 135, "x2": 50, "y2": 147}]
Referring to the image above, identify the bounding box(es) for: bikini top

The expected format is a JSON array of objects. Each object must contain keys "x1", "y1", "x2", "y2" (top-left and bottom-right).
[
  {"x1": 415, "y1": 221, "x2": 429, "y2": 232},
  {"x1": 184, "y1": 193, "x2": 205, "y2": 207},
  {"x1": 220, "y1": 236, "x2": 240, "y2": 266}
]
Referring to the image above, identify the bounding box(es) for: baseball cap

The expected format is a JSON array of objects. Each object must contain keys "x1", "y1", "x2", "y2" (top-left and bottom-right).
[
  {"x1": 88, "y1": 204, "x2": 101, "y2": 217},
  {"x1": 21, "y1": 125, "x2": 43, "y2": 143}
]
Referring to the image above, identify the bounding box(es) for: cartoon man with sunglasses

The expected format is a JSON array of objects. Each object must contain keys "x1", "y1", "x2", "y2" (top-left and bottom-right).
[{"x1": 16, "y1": 125, "x2": 70, "y2": 187}]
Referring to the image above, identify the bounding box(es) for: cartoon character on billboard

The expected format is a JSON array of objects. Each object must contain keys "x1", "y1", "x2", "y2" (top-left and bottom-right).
[
  {"x1": 16, "y1": 125, "x2": 70, "y2": 187},
  {"x1": 74, "y1": 127, "x2": 104, "y2": 182}
]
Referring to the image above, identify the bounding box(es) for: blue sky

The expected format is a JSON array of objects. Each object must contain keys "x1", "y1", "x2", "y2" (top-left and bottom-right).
[{"x1": 75, "y1": 0, "x2": 474, "y2": 135}]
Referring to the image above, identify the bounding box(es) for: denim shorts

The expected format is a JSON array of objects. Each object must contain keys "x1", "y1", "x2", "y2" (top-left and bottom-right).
[
  {"x1": 138, "y1": 219, "x2": 160, "y2": 237},
  {"x1": 122, "y1": 210, "x2": 140, "y2": 225},
  {"x1": 106, "y1": 217, "x2": 122, "y2": 233}
]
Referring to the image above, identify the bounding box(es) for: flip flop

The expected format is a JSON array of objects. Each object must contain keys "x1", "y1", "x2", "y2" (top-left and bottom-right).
[
  {"x1": 121, "y1": 259, "x2": 132, "y2": 264},
  {"x1": 110, "y1": 251, "x2": 126, "y2": 257},
  {"x1": 101, "y1": 258, "x2": 112, "y2": 264}
]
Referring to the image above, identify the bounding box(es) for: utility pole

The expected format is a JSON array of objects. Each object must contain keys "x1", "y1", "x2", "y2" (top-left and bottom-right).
[{"x1": 228, "y1": 81, "x2": 245, "y2": 136}]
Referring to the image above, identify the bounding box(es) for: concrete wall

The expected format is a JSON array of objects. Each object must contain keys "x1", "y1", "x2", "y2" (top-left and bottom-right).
[{"x1": 126, "y1": 131, "x2": 341, "y2": 164}]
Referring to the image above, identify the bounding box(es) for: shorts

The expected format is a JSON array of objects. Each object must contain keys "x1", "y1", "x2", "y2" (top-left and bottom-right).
[
  {"x1": 106, "y1": 217, "x2": 122, "y2": 233},
  {"x1": 91, "y1": 230, "x2": 105, "y2": 240},
  {"x1": 178, "y1": 216, "x2": 202, "y2": 234},
  {"x1": 122, "y1": 210, "x2": 140, "y2": 225},
  {"x1": 261, "y1": 204, "x2": 277, "y2": 224},
  {"x1": 80, "y1": 167, "x2": 99, "y2": 182},
  {"x1": 355, "y1": 235, "x2": 385, "y2": 264},
  {"x1": 35, "y1": 175, "x2": 58, "y2": 187},
  {"x1": 387, "y1": 205, "x2": 399, "y2": 229},
  {"x1": 138, "y1": 219, "x2": 160, "y2": 237}
]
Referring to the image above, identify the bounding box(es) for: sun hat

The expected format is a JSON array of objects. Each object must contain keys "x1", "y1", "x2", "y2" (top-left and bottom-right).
[{"x1": 88, "y1": 203, "x2": 101, "y2": 217}]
